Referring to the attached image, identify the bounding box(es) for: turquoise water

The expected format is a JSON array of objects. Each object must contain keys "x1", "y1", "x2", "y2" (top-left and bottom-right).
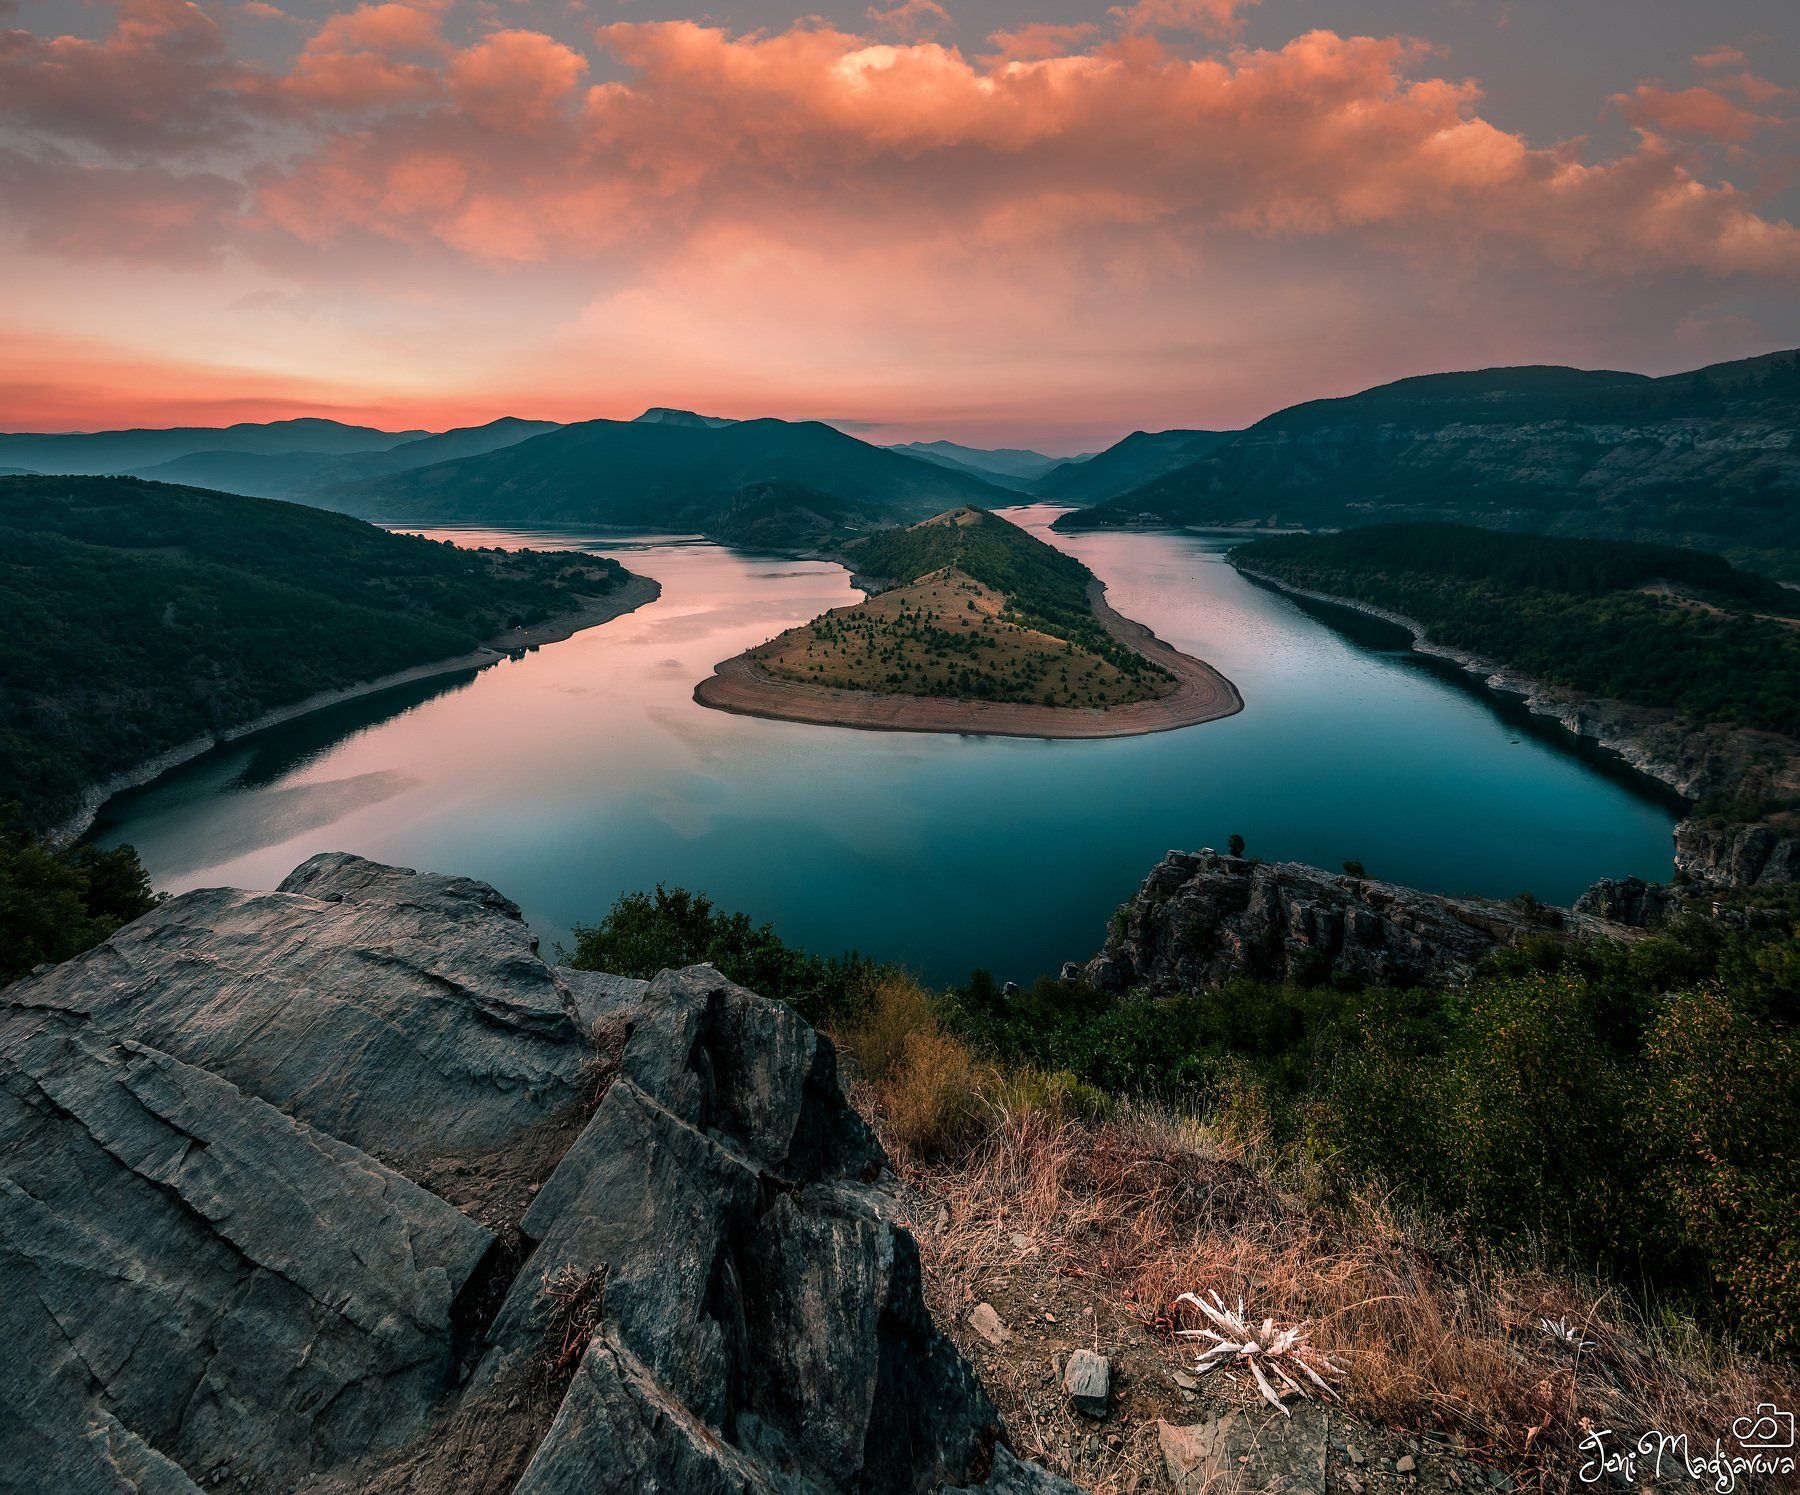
[{"x1": 91, "y1": 507, "x2": 1679, "y2": 985}]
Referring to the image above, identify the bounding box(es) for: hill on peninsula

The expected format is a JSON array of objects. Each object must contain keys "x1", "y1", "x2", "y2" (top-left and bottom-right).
[
  {"x1": 1054, "y1": 349, "x2": 1800, "y2": 579},
  {"x1": 320, "y1": 413, "x2": 1015, "y2": 541},
  {"x1": 750, "y1": 508, "x2": 1172, "y2": 708},
  {"x1": 0, "y1": 476, "x2": 637, "y2": 832}
]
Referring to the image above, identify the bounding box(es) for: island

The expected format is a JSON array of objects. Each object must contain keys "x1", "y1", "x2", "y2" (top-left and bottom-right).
[{"x1": 694, "y1": 506, "x2": 1241, "y2": 737}]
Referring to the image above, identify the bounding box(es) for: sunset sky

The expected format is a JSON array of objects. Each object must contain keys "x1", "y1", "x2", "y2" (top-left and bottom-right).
[{"x1": 2, "y1": 0, "x2": 1796, "y2": 448}]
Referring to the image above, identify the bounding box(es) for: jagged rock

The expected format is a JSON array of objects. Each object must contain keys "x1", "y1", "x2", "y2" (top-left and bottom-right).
[
  {"x1": 2, "y1": 858, "x2": 1071, "y2": 1494},
  {"x1": 1574, "y1": 875, "x2": 1678, "y2": 927},
  {"x1": 1086, "y1": 850, "x2": 1562, "y2": 993},
  {"x1": 0, "y1": 1004, "x2": 491, "y2": 1491},
  {"x1": 3, "y1": 852, "x2": 589, "y2": 1160},
  {"x1": 484, "y1": 964, "x2": 1054, "y2": 1492},
  {"x1": 1674, "y1": 816, "x2": 1800, "y2": 888},
  {"x1": 1063, "y1": 1350, "x2": 1111, "y2": 1418}
]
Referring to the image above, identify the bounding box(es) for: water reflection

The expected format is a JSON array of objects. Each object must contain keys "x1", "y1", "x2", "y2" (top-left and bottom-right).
[{"x1": 93, "y1": 509, "x2": 1677, "y2": 984}]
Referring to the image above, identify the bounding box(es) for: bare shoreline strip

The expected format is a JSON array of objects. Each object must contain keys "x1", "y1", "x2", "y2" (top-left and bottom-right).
[
  {"x1": 693, "y1": 580, "x2": 1243, "y2": 740},
  {"x1": 51, "y1": 573, "x2": 662, "y2": 845}
]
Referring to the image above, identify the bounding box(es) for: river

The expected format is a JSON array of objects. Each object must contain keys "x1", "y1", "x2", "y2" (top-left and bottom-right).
[{"x1": 91, "y1": 506, "x2": 1678, "y2": 984}]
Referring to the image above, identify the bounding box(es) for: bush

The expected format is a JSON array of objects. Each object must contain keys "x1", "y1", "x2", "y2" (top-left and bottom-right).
[
  {"x1": 1, "y1": 819, "x2": 158, "y2": 986},
  {"x1": 1635, "y1": 985, "x2": 1800, "y2": 1353},
  {"x1": 567, "y1": 885, "x2": 884, "y2": 1026}
]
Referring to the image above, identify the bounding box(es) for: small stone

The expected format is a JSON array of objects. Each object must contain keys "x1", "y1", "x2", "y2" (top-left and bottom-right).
[
  {"x1": 935, "y1": 1206, "x2": 950, "y2": 1233},
  {"x1": 1010, "y1": 1231, "x2": 1031, "y2": 1251},
  {"x1": 969, "y1": 1302, "x2": 1011, "y2": 1348},
  {"x1": 1173, "y1": 1370, "x2": 1199, "y2": 1391},
  {"x1": 1347, "y1": 1445, "x2": 1367, "y2": 1467},
  {"x1": 1063, "y1": 1349, "x2": 1111, "y2": 1419},
  {"x1": 1345, "y1": 1477, "x2": 1365, "y2": 1495},
  {"x1": 1397, "y1": 1454, "x2": 1418, "y2": 1475},
  {"x1": 1486, "y1": 1470, "x2": 1509, "y2": 1490}
]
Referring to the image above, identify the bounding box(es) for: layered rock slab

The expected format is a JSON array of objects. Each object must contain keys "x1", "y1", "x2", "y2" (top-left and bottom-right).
[
  {"x1": 0, "y1": 1005, "x2": 492, "y2": 1492},
  {"x1": 3, "y1": 856, "x2": 1071, "y2": 1494},
  {"x1": 4, "y1": 851, "x2": 588, "y2": 1160}
]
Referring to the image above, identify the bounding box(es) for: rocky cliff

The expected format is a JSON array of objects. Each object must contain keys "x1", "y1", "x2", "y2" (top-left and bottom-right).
[
  {"x1": 0, "y1": 853, "x2": 1073, "y2": 1495},
  {"x1": 1083, "y1": 849, "x2": 1598, "y2": 994}
]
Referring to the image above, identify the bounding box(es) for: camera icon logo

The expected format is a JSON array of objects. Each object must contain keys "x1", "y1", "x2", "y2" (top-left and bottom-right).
[{"x1": 1731, "y1": 1404, "x2": 1795, "y2": 1451}]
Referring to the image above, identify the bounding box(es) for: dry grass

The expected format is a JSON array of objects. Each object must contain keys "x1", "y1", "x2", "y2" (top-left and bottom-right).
[
  {"x1": 890, "y1": 1101, "x2": 1795, "y2": 1491},
  {"x1": 751, "y1": 566, "x2": 1165, "y2": 708},
  {"x1": 831, "y1": 978, "x2": 1796, "y2": 1490},
  {"x1": 844, "y1": 976, "x2": 988, "y2": 1157}
]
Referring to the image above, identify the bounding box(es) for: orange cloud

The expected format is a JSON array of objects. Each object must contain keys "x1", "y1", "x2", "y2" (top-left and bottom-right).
[
  {"x1": 280, "y1": 0, "x2": 449, "y2": 109},
  {"x1": 1109, "y1": 0, "x2": 1259, "y2": 39},
  {"x1": 0, "y1": 0, "x2": 257, "y2": 153},
  {"x1": 2, "y1": 3, "x2": 1797, "y2": 436},
  {"x1": 1616, "y1": 83, "x2": 1774, "y2": 143},
  {"x1": 238, "y1": 20, "x2": 1799, "y2": 285},
  {"x1": 867, "y1": 0, "x2": 953, "y2": 42}
]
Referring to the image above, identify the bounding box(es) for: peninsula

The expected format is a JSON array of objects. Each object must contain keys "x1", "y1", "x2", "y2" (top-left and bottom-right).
[{"x1": 695, "y1": 507, "x2": 1240, "y2": 737}]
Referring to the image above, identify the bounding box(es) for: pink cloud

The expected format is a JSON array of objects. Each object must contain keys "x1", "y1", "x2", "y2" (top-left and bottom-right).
[
  {"x1": 449, "y1": 29, "x2": 587, "y2": 129},
  {"x1": 867, "y1": 0, "x2": 953, "y2": 42},
  {"x1": 1616, "y1": 82, "x2": 1775, "y2": 143},
  {"x1": 1109, "y1": 0, "x2": 1260, "y2": 39},
  {"x1": 0, "y1": 0, "x2": 258, "y2": 153},
  {"x1": 280, "y1": 1, "x2": 449, "y2": 109}
]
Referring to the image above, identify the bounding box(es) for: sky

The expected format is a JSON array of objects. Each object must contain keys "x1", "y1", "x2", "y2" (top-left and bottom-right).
[{"x1": 1, "y1": 0, "x2": 1796, "y2": 449}]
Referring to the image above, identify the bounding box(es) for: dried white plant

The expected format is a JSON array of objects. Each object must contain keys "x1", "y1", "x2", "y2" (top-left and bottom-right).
[
  {"x1": 1539, "y1": 1315, "x2": 1595, "y2": 1352},
  {"x1": 1174, "y1": 1290, "x2": 1343, "y2": 1416}
]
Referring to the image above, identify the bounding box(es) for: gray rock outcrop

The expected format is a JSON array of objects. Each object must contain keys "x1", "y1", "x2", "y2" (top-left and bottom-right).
[
  {"x1": 1085, "y1": 849, "x2": 1568, "y2": 993},
  {"x1": 1, "y1": 854, "x2": 1070, "y2": 1495}
]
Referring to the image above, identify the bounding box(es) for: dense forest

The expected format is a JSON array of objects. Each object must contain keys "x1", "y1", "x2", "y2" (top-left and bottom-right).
[
  {"x1": 1234, "y1": 524, "x2": 1800, "y2": 738},
  {"x1": 0, "y1": 476, "x2": 627, "y2": 834}
]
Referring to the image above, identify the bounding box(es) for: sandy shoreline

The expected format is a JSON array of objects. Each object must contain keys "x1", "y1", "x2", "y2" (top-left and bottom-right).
[
  {"x1": 693, "y1": 580, "x2": 1242, "y2": 740},
  {"x1": 51, "y1": 573, "x2": 661, "y2": 844}
]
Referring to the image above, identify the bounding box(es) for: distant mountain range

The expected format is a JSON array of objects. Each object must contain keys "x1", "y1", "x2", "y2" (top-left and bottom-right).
[
  {"x1": 886, "y1": 440, "x2": 1085, "y2": 490},
  {"x1": 319, "y1": 412, "x2": 1017, "y2": 545},
  {"x1": 1052, "y1": 350, "x2": 1800, "y2": 580},
  {"x1": 0, "y1": 418, "x2": 430, "y2": 475},
  {"x1": 1029, "y1": 429, "x2": 1237, "y2": 504}
]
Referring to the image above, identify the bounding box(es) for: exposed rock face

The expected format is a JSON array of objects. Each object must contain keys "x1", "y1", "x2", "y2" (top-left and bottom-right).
[
  {"x1": 1674, "y1": 816, "x2": 1800, "y2": 889},
  {"x1": 8, "y1": 851, "x2": 588, "y2": 1162},
  {"x1": 1, "y1": 855, "x2": 1069, "y2": 1495},
  {"x1": 1086, "y1": 850, "x2": 1564, "y2": 993}
]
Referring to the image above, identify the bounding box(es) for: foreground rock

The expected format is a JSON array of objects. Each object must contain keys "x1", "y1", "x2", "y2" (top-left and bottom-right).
[
  {"x1": 1, "y1": 854, "x2": 1071, "y2": 1494},
  {"x1": 1085, "y1": 849, "x2": 1589, "y2": 993}
]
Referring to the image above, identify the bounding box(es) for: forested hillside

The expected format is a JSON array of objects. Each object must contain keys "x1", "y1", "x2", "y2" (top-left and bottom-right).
[
  {"x1": 1235, "y1": 524, "x2": 1800, "y2": 737},
  {"x1": 1057, "y1": 351, "x2": 1800, "y2": 579},
  {"x1": 0, "y1": 476, "x2": 628, "y2": 832}
]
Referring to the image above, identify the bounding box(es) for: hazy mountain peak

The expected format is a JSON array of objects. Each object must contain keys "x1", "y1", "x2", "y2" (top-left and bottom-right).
[{"x1": 633, "y1": 408, "x2": 738, "y2": 428}]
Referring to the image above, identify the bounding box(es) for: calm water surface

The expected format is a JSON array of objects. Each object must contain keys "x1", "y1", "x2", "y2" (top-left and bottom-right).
[{"x1": 93, "y1": 507, "x2": 1678, "y2": 984}]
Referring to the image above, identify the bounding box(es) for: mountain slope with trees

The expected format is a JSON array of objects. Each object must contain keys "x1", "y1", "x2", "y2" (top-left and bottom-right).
[
  {"x1": 1232, "y1": 524, "x2": 1800, "y2": 738},
  {"x1": 0, "y1": 476, "x2": 634, "y2": 835},
  {"x1": 323, "y1": 414, "x2": 1015, "y2": 538},
  {"x1": 1055, "y1": 350, "x2": 1800, "y2": 578}
]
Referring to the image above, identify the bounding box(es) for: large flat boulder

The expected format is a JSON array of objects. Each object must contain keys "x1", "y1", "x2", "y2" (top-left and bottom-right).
[
  {"x1": 2, "y1": 857, "x2": 1073, "y2": 1494},
  {"x1": 0, "y1": 1004, "x2": 492, "y2": 1491},
  {"x1": 3, "y1": 852, "x2": 588, "y2": 1160}
]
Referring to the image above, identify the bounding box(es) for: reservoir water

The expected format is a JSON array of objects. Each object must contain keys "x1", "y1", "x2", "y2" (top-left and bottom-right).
[{"x1": 92, "y1": 507, "x2": 1679, "y2": 985}]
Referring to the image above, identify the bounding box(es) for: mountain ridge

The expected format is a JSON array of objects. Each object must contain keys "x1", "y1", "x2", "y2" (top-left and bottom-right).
[{"x1": 1052, "y1": 348, "x2": 1800, "y2": 578}]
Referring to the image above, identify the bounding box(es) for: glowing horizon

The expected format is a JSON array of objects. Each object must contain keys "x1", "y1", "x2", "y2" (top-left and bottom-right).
[{"x1": 2, "y1": 0, "x2": 1796, "y2": 449}]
